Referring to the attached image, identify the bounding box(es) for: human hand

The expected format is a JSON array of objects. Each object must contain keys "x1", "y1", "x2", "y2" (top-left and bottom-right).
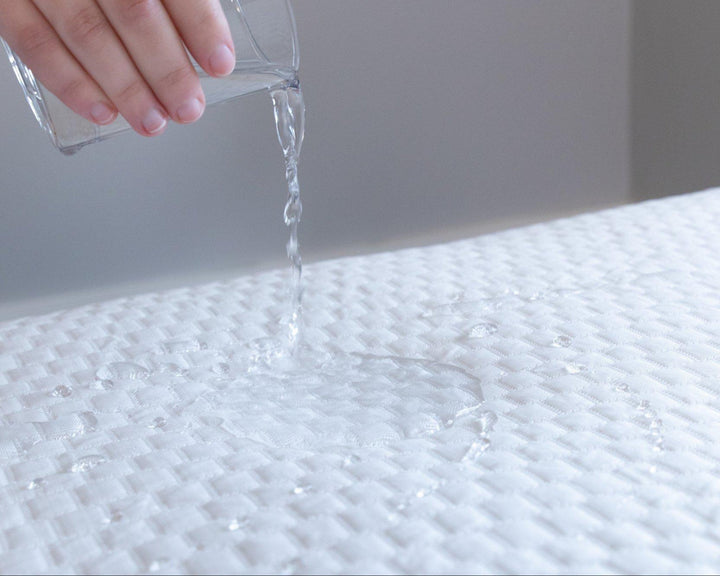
[{"x1": 0, "y1": 0, "x2": 235, "y2": 136}]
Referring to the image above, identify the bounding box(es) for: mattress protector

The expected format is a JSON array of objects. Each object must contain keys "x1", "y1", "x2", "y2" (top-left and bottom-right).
[{"x1": 2, "y1": 189, "x2": 720, "y2": 574}]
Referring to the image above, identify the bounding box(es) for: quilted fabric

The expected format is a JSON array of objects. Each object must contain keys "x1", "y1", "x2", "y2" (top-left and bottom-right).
[{"x1": 2, "y1": 189, "x2": 720, "y2": 574}]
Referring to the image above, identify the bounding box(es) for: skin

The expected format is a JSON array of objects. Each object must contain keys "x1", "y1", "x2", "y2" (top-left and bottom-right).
[{"x1": 0, "y1": 0, "x2": 235, "y2": 136}]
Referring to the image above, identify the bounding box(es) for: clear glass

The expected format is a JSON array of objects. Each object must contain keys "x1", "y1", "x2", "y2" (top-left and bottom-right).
[{"x1": 2, "y1": 0, "x2": 299, "y2": 154}]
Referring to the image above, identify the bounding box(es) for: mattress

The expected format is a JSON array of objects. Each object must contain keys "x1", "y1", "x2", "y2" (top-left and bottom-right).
[{"x1": 2, "y1": 189, "x2": 720, "y2": 574}]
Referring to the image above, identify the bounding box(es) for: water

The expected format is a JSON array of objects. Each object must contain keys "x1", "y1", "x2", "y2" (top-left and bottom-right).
[
  {"x1": 206, "y1": 352, "x2": 485, "y2": 449},
  {"x1": 95, "y1": 362, "x2": 150, "y2": 382},
  {"x1": 227, "y1": 518, "x2": 246, "y2": 531},
  {"x1": 71, "y1": 80, "x2": 491, "y2": 457},
  {"x1": 99, "y1": 342, "x2": 487, "y2": 452},
  {"x1": 69, "y1": 454, "x2": 107, "y2": 473},
  {"x1": 271, "y1": 80, "x2": 305, "y2": 351},
  {"x1": 438, "y1": 275, "x2": 671, "y2": 477},
  {"x1": 4, "y1": 67, "x2": 497, "y2": 501},
  {"x1": 2, "y1": 78, "x2": 499, "y2": 566},
  {"x1": 461, "y1": 410, "x2": 498, "y2": 463},
  {"x1": 470, "y1": 322, "x2": 498, "y2": 339},
  {"x1": 50, "y1": 384, "x2": 72, "y2": 398},
  {"x1": 26, "y1": 478, "x2": 45, "y2": 491},
  {"x1": 552, "y1": 335, "x2": 572, "y2": 348}
]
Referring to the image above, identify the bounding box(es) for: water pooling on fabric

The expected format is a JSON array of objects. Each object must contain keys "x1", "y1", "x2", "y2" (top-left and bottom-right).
[
  {"x1": 430, "y1": 272, "x2": 669, "y2": 471},
  {"x1": 72, "y1": 81, "x2": 487, "y2": 451},
  {"x1": 90, "y1": 343, "x2": 488, "y2": 452},
  {"x1": 5, "y1": 190, "x2": 720, "y2": 574},
  {"x1": 10, "y1": 83, "x2": 496, "y2": 543}
]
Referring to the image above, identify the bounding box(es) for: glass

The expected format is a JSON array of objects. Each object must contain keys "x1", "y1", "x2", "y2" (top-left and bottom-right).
[{"x1": 1, "y1": 0, "x2": 299, "y2": 154}]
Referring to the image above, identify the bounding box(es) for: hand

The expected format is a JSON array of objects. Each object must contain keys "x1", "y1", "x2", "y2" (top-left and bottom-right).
[{"x1": 0, "y1": 0, "x2": 235, "y2": 136}]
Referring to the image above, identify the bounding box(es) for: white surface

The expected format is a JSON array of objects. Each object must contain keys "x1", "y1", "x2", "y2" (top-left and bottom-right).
[{"x1": 2, "y1": 189, "x2": 720, "y2": 573}]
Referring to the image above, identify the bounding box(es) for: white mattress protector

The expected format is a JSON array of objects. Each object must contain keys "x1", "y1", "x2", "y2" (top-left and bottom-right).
[{"x1": 2, "y1": 189, "x2": 720, "y2": 574}]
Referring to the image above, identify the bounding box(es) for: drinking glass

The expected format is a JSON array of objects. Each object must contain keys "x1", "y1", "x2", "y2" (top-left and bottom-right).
[{"x1": 2, "y1": 0, "x2": 299, "y2": 154}]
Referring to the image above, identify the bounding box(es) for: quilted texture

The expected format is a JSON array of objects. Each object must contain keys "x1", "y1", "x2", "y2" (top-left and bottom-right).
[{"x1": 2, "y1": 189, "x2": 720, "y2": 574}]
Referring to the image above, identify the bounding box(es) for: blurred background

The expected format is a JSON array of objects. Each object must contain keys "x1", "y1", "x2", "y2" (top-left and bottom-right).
[{"x1": 0, "y1": 0, "x2": 718, "y2": 320}]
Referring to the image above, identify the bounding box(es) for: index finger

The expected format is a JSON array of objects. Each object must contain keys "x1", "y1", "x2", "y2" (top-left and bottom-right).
[
  {"x1": 97, "y1": 0, "x2": 205, "y2": 125},
  {"x1": 162, "y1": 0, "x2": 235, "y2": 78}
]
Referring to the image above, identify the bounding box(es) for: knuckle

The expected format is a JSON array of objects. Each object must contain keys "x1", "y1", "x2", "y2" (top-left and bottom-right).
[
  {"x1": 115, "y1": 77, "x2": 147, "y2": 103},
  {"x1": 15, "y1": 24, "x2": 56, "y2": 58},
  {"x1": 158, "y1": 65, "x2": 197, "y2": 91},
  {"x1": 57, "y1": 77, "x2": 86, "y2": 103},
  {"x1": 65, "y1": 7, "x2": 112, "y2": 48},
  {"x1": 197, "y1": 8, "x2": 220, "y2": 30},
  {"x1": 118, "y1": 0, "x2": 160, "y2": 26}
]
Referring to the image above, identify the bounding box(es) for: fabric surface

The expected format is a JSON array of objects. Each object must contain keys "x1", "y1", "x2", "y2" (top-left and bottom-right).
[{"x1": 2, "y1": 189, "x2": 720, "y2": 574}]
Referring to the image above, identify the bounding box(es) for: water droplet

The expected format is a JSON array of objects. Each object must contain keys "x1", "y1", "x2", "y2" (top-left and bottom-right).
[
  {"x1": 552, "y1": 335, "x2": 572, "y2": 348},
  {"x1": 94, "y1": 379, "x2": 114, "y2": 390},
  {"x1": 227, "y1": 518, "x2": 244, "y2": 531},
  {"x1": 292, "y1": 484, "x2": 311, "y2": 495},
  {"x1": 26, "y1": 478, "x2": 45, "y2": 490},
  {"x1": 615, "y1": 383, "x2": 630, "y2": 392},
  {"x1": 463, "y1": 438, "x2": 491, "y2": 462},
  {"x1": 95, "y1": 362, "x2": 149, "y2": 382},
  {"x1": 637, "y1": 400, "x2": 651, "y2": 411},
  {"x1": 470, "y1": 323, "x2": 498, "y2": 339},
  {"x1": 148, "y1": 558, "x2": 170, "y2": 573},
  {"x1": 342, "y1": 454, "x2": 361, "y2": 467},
  {"x1": 565, "y1": 363, "x2": 587, "y2": 374},
  {"x1": 213, "y1": 362, "x2": 231, "y2": 375},
  {"x1": 80, "y1": 412, "x2": 98, "y2": 432},
  {"x1": 104, "y1": 510, "x2": 124, "y2": 524},
  {"x1": 148, "y1": 417, "x2": 167, "y2": 429},
  {"x1": 70, "y1": 454, "x2": 106, "y2": 473},
  {"x1": 158, "y1": 363, "x2": 185, "y2": 376},
  {"x1": 477, "y1": 411, "x2": 499, "y2": 434},
  {"x1": 50, "y1": 385, "x2": 72, "y2": 398},
  {"x1": 245, "y1": 338, "x2": 286, "y2": 369},
  {"x1": 162, "y1": 339, "x2": 207, "y2": 354},
  {"x1": 642, "y1": 409, "x2": 657, "y2": 420}
]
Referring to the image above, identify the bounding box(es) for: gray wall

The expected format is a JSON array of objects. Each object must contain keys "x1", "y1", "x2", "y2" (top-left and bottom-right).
[
  {"x1": 0, "y1": 1, "x2": 631, "y2": 318},
  {"x1": 632, "y1": 0, "x2": 720, "y2": 200}
]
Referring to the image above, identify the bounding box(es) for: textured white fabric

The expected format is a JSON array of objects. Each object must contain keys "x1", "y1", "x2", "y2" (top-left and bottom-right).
[{"x1": 2, "y1": 189, "x2": 720, "y2": 574}]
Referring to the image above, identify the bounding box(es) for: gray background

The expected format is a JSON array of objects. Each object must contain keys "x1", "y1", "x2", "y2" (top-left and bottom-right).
[
  {"x1": 632, "y1": 0, "x2": 720, "y2": 201},
  {"x1": 0, "y1": 1, "x2": 713, "y2": 319}
]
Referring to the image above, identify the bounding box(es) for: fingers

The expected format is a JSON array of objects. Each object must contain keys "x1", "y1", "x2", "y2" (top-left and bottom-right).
[
  {"x1": 0, "y1": 0, "x2": 118, "y2": 125},
  {"x1": 34, "y1": 0, "x2": 169, "y2": 136},
  {"x1": 1, "y1": 0, "x2": 235, "y2": 136},
  {"x1": 162, "y1": 0, "x2": 235, "y2": 78},
  {"x1": 98, "y1": 0, "x2": 205, "y2": 125}
]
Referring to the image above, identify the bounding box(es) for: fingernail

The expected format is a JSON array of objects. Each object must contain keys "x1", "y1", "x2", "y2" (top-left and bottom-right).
[
  {"x1": 176, "y1": 98, "x2": 204, "y2": 124},
  {"x1": 209, "y1": 44, "x2": 235, "y2": 76},
  {"x1": 90, "y1": 102, "x2": 116, "y2": 125},
  {"x1": 142, "y1": 108, "x2": 167, "y2": 134}
]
